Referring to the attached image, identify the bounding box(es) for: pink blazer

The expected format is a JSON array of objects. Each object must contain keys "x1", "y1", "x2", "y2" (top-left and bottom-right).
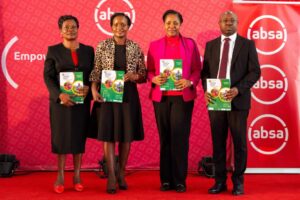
[{"x1": 147, "y1": 35, "x2": 202, "y2": 102}]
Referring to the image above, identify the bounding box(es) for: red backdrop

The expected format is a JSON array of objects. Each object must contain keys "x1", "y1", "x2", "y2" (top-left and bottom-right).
[{"x1": 0, "y1": 0, "x2": 299, "y2": 172}]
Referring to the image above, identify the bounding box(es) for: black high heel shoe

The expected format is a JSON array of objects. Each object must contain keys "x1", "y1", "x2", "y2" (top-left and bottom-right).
[
  {"x1": 106, "y1": 187, "x2": 116, "y2": 194},
  {"x1": 117, "y1": 175, "x2": 128, "y2": 190},
  {"x1": 106, "y1": 176, "x2": 117, "y2": 194}
]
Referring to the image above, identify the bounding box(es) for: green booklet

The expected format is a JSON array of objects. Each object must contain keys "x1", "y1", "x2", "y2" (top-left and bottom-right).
[
  {"x1": 207, "y1": 78, "x2": 231, "y2": 111},
  {"x1": 59, "y1": 71, "x2": 84, "y2": 104},
  {"x1": 160, "y1": 59, "x2": 182, "y2": 91},
  {"x1": 100, "y1": 70, "x2": 124, "y2": 103}
]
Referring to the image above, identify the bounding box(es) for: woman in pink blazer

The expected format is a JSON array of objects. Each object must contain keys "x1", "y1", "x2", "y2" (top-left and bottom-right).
[{"x1": 147, "y1": 9, "x2": 202, "y2": 192}]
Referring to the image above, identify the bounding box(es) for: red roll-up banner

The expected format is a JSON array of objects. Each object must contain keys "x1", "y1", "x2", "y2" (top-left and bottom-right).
[{"x1": 233, "y1": 0, "x2": 300, "y2": 173}]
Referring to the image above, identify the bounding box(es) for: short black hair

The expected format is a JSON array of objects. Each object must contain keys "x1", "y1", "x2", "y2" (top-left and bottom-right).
[
  {"x1": 110, "y1": 12, "x2": 132, "y2": 27},
  {"x1": 219, "y1": 10, "x2": 238, "y2": 22},
  {"x1": 58, "y1": 15, "x2": 79, "y2": 29},
  {"x1": 162, "y1": 9, "x2": 183, "y2": 24}
]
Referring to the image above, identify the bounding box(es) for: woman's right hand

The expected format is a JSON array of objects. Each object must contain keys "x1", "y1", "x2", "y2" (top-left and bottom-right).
[
  {"x1": 59, "y1": 93, "x2": 75, "y2": 107},
  {"x1": 91, "y1": 82, "x2": 103, "y2": 102},
  {"x1": 152, "y1": 74, "x2": 167, "y2": 86},
  {"x1": 92, "y1": 88, "x2": 104, "y2": 103}
]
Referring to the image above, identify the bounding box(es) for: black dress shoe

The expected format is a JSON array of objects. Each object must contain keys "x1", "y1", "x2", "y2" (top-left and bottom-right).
[
  {"x1": 175, "y1": 184, "x2": 186, "y2": 193},
  {"x1": 160, "y1": 183, "x2": 171, "y2": 191},
  {"x1": 208, "y1": 183, "x2": 227, "y2": 194},
  {"x1": 232, "y1": 184, "x2": 244, "y2": 195}
]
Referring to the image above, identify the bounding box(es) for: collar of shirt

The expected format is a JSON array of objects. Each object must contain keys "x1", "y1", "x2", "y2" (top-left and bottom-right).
[{"x1": 221, "y1": 33, "x2": 237, "y2": 44}]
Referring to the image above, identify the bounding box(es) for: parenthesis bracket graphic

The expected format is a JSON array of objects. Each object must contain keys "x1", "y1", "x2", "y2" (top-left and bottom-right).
[{"x1": 1, "y1": 36, "x2": 19, "y2": 89}]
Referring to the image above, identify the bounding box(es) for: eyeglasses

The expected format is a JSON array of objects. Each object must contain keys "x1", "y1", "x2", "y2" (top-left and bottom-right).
[
  {"x1": 220, "y1": 19, "x2": 237, "y2": 24},
  {"x1": 62, "y1": 26, "x2": 78, "y2": 31}
]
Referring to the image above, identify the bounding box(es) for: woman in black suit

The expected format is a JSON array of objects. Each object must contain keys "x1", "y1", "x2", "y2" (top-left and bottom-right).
[{"x1": 44, "y1": 15, "x2": 94, "y2": 193}]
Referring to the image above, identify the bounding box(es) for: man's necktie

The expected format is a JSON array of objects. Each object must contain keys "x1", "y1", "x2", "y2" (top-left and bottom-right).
[{"x1": 219, "y1": 38, "x2": 230, "y2": 78}]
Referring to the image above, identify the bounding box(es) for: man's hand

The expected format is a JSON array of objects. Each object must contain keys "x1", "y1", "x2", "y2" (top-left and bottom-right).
[
  {"x1": 224, "y1": 87, "x2": 239, "y2": 101},
  {"x1": 204, "y1": 91, "x2": 214, "y2": 105}
]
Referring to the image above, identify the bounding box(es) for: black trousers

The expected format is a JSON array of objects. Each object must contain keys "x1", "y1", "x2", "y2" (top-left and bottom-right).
[
  {"x1": 208, "y1": 110, "x2": 249, "y2": 185},
  {"x1": 153, "y1": 96, "x2": 194, "y2": 186}
]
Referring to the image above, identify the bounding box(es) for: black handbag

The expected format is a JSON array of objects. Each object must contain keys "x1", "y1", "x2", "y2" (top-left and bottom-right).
[{"x1": 0, "y1": 154, "x2": 20, "y2": 177}]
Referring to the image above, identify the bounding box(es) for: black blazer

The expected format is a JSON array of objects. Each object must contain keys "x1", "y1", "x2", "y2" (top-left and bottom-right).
[
  {"x1": 201, "y1": 34, "x2": 261, "y2": 110},
  {"x1": 44, "y1": 43, "x2": 94, "y2": 103}
]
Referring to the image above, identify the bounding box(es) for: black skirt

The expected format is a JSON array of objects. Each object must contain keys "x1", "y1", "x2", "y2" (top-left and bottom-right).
[
  {"x1": 50, "y1": 100, "x2": 90, "y2": 154},
  {"x1": 90, "y1": 82, "x2": 144, "y2": 142}
]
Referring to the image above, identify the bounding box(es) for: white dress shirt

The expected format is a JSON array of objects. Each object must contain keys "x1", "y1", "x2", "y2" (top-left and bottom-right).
[{"x1": 217, "y1": 33, "x2": 237, "y2": 79}]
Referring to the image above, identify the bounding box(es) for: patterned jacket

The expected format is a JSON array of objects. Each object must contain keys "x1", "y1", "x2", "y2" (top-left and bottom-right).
[{"x1": 89, "y1": 38, "x2": 146, "y2": 83}]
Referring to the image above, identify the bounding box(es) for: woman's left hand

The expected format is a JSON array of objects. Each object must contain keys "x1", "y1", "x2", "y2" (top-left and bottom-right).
[
  {"x1": 174, "y1": 79, "x2": 192, "y2": 90},
  {"x1": 77, "y1": 85, "x2": 89, "y2": 98},
  {"x1": 124, "y1": 72, "x2": 139, "y2": 82}
]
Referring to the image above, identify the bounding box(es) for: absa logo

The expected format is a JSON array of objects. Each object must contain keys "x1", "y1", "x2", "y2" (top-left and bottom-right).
[
  {"x1": 247, "y1": 15, "x2": 287, "y2": 55},
  {"x1": 94, "y1": 0, "x2": 135, "y2": 36},
  {"x1": 248, "y1": 114, "x2": 288, "y2": 155},
  {"x1": 252, "y1": 64, "x2": 288, "y2": 105}
]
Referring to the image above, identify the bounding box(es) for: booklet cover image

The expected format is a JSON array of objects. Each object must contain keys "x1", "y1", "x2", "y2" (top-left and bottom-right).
[
  {"x1": 207, "y1": 78, "x2": 231, "y2": 111},
  {"x1": 100, "y1": 70, "x2": 124, "y2": 103},
  {"x1": 59, "y1": 71, "x2": 84, "y2": 104},
  {"x1": 160, "y1": 59, "x2": 182, "y2": 91}
]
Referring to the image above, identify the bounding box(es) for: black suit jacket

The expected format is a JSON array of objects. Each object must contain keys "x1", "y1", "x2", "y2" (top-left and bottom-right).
[
  {"x1": 44, "y1": 43, "x2": 94, "y2": 103},
  {"x1": 201, "y1": 34, "x2": 261, "y2": 110}
]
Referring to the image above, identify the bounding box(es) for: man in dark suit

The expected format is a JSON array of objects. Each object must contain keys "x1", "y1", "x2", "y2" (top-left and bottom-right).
[{"x1": 201, "y1": 11, "x2": 261, "y2": 195}]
